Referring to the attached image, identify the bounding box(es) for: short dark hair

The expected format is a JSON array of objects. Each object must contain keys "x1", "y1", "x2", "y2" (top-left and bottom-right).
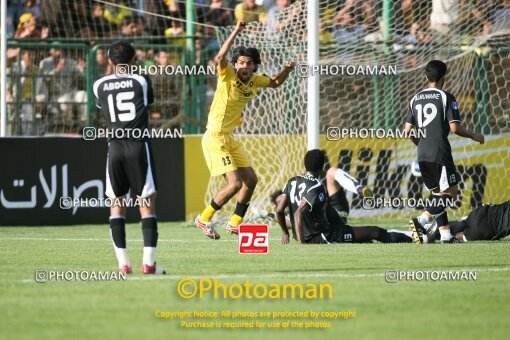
[
  {"x1": 270, "y1": 190, "x2": 283, "y2": 205},
  {"x1": 108, "y1": 40, "x2": 135, "y2": 65},
  {"x1": 425, "y1": 60, "x2": 447, "y2": 83},
  {"x1": 231, "y1": 46, "x2": 261, "y2": 72},
  {"x1": 304, "y1": 149, "x2": 325, "y2": 173}
]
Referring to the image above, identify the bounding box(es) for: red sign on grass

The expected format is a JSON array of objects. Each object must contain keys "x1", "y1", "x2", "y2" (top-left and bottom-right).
[{"x1": 238, "y1": 224, "x2": 269, "y2": 254}]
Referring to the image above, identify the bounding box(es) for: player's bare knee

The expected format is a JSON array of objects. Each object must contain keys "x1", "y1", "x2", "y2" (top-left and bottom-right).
[
  {"x1": 110, "y1": 205, "x2": 126, "y2": 217},
  {"x1": 229, "y1": 179, "x2": 243, "y2": 193},
  {"x1": 326, "y1": 167, "x2": 337, "y2": 182}
]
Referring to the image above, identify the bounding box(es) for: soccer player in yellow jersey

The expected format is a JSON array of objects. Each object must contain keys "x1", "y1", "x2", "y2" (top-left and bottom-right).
[{"x1": 195, "y1": 21, "x2": 295, "y2": 239}]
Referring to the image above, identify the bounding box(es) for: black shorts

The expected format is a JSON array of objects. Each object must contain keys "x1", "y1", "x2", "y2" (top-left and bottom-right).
[
  {"x1": 419, "y1": 162, "x2": 459, "y2": 193},
  {"x1": 306, "y1": 233, "x2": 331, "y2": 244},
  {"x1": 460, "y1": 212, "x2": 494, "y2": 241},
  {"x1": 327, "y1": 224, "x2": 354, "y2": 243},
  {"x1": 305, "y1": 225, "x2": 354, "y2": 244},
  {"x1": 106, "y1": 140, "x2": 157, "y2": 198}
]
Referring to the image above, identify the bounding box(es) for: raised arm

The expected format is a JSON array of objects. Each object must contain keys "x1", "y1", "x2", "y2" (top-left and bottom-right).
[
  {"x1": 267, "y1": 61, "x2": 295, "y2": 88},
  {"x1": 215, "y1": 21, "x2": 246, "y2": 70},
  {"x1": 450, "y1": 122, "x2": 485, "y2": 144}
]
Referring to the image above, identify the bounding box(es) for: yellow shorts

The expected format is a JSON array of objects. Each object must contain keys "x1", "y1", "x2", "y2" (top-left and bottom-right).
[{"x1": 202, "y1": 130, "x2": 251, "y2": 176}]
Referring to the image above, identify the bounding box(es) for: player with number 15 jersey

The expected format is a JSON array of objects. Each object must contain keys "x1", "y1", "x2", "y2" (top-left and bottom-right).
[{"x1": 92, "y1": 41, "x2": 164, "y2": 275}]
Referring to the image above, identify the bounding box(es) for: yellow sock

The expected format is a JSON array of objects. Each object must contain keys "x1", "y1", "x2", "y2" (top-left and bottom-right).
[
  {"x1": 229, "y1": 214, "x2": 243, "y2": 227},
  {"x1": 200, "y1": 205, "x2": 217, "y2": 222}
]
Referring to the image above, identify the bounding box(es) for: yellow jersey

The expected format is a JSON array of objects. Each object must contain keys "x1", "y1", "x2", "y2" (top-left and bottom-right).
[{"x1": 206, "y1": 63, "x2": 270, "y2": 133}]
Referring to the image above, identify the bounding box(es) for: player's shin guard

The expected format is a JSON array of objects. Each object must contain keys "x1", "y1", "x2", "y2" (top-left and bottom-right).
[
  {"x1": 142, "y1": 215, "x2": 158, "y2": 266},
  {"x1": 142, "y1": 215, "x2": 158, "y2": 247},
  {"x1": 425, "y1": 195, "x2": 453, "y2": 218},
  {"x1": 110, "y1": 215, "x2": 130, "y2": 267},
  {"x1": 435, "y1": 210, "x2": 453, "y2": 241},
  {"x1": 373, "y1": 228, "x2": 413, "y2": 243},
  {"x1": 387, "y1": 231, "x2": 414, "y2": 243},
  {"x1": 229, "y1": 201, "x2": 250, "y2": 227}
]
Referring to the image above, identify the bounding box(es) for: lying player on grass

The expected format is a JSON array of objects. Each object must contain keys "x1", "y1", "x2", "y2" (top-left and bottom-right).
[
  {"x1": 414, "y1": 200, "x2": 510, "y2": 243},
  {"x1": 275, "y1": 149, "x2": 411, "y2": 245}
]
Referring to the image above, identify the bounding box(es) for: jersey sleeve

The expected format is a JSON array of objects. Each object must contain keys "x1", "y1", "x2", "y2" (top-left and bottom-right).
[
  {"x1": 255, "y1": 73, "x2": 271, "y2": 88},
  {"x1": 446, "y1": 94, "x2": 461, "y2": 124},
  {"x1": 217, "y1": 63, "x2": 236, "y2": 82},
  {"x1": 93, "y1": 79, "x2": 102, "y2": 109},
  {"x1": 302, "y1": 184, "x2": 326, "y2": 212},
  {"x1": 405, "y1": 98, "x2": 415, "y2": 126}
]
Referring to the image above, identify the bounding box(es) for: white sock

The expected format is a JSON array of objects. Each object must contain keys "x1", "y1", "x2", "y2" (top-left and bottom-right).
[
  {"x1": 334, "y1": 169, "x2": 360, "y2": 194},
  {"x1": 143, "y1": 247, "x2": 156, "y2": 266},
  {"x1": 114, "y1": 247, "x2": 130, "y2": 268},
  {"x1": 439, "y1": 229, "x2": 453, "y2": 241},
  {"x1": 109, "y1": 228, "x2": 130, "y2": 268},
  {"x1": 417, "y1": 212, "x2": 431, "y2": 226}
]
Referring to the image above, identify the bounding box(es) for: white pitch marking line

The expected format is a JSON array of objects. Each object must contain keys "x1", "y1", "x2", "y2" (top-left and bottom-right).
[
  {"x1": 0, "y1": 237, "x2": 245, "y2": 243},
  {"x1": 17, "y1": 267, "x2": 510, "y2": 283}
]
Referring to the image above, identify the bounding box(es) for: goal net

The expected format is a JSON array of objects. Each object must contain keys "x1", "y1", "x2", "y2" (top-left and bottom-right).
[{"x1": 209, "y1": 0, "x2": 510, "y2": 222}]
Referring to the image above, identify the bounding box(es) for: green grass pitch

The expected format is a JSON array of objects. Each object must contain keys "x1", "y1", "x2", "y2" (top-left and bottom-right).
[{"x1": 1, "y1": 219, "x2": 509, "y2": 340}]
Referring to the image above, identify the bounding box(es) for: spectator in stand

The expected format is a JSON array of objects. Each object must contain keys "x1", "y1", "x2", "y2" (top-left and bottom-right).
[
  {"x1": 104, "y1": 0, "x2": 132, "y2": 26},
  {"x1": 120, "y1": 16, "x2": 143, "y2": 38},
  {"x1": 6, "y1": 0, "x2": 26, "y2": 38},
  {"x1": 7, "y1": 49, "x2": 46, "y2": 135},
  {"x1": 39, "y1": 45, "x2": 86, "y2": 124},
  {"x1": 334, "y1": 0, "x2": 376, "y2": 33},
  {"x1": 492, "y1": 0, "x2": 510, "y2": 31},
  {"x1": 96, "y1": 49, "x2": 111, "y2": 78},
  {"x1": 14, "y1": 13, "x2": 39, "y2": 39},
  {"x1": 401, "y1": 0, "x2": 430, "y2": 35},
  {"x1": 90, "y1": 4, "x2": 111, "y2": 37},
  {"x1": 234, "y1": 0, "x2": 266, "y2": 23},
  {"x1": 267, "y1": 0, "x2": 298, "y2": 39},
  {"x1": 363, "y1": 17, "x2": 384, "y2": 42},
  {"x1": 205, "y1": 0, "x2": 233, "y2": 26},
  {"x1": 143, "y1": 0, "x2": 168, "y2": 37},
  {"x1": 151, "y1": 50, "x2": 181, "y2": 129},
  {"x1": 457, "y1": 0, "x2": 491, "y2": 36},
  {"x1": 430, "y1": 0, "x2": 459, "y2": 34},
  {"x1": 258, "y1": 0, "x2": 275, "y2": 12},
  {"x1": 24, "y1": 0, "x2": 41, "y2": 17},
  {"x1": 333, "y1": 11, "x2": 365, "y2": 43}
]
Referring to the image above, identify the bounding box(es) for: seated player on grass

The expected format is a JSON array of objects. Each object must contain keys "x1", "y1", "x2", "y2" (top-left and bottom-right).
[
  {"x1": 275, "y1": 149, "x2": 411, "y2": 245},
  {"x1": 269, "y1": 164, "x2": 372, "y2": 226}
]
